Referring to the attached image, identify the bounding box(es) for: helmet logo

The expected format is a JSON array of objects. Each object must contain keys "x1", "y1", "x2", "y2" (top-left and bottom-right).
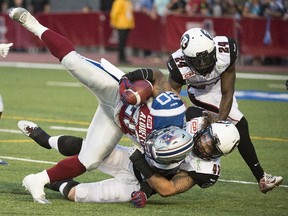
[{"x1": 180, "y1": 34, "x2": 189, "y2": 50}]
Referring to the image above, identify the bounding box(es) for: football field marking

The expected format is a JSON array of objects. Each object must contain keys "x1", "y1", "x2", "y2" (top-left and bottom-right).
[
  {"x1": 1, "y1": 123, "x2": 288, "y2": 143},
  {"x1": 0, "y1": 155, "x2": 287, "y2": 188},
  {"x1": 1, "y1": 61, "x2": 287, "y2": 79}
]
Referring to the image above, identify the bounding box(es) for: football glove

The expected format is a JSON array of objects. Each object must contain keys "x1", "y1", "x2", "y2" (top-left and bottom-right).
[
  {"x1": 119, "y1": 76, "x2": 133, "y2": 96},
  {"x1": 0, "y1": 43, "x2": 13, "y2": 58},
  {"x1": 128, "y1": 144, "x2": 144, "y2": 156},
  {"x1": 131, "y1": 191, "x2": 147, "y2": 208}
]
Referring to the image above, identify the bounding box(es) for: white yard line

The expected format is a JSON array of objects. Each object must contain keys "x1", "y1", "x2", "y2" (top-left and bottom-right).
[
  {"x1": 0, "y1": 61, "x2": 287, "y2": 80},
  {"x1": 0, "y1": 155, "x2": 287, "y2": 188}
]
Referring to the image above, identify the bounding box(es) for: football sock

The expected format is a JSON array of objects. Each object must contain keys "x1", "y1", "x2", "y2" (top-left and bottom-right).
[
  {"x1": 46, "y1": 155, "x2": 86, "y2": 182},
  {"x1": 45, "y1": 179, "x2": 72, "y2": 191},
  {"x1": 57, "y1": 136, "x2": 83, "y2": 156},
  {"x1": 29, "y1": 127, "x2": 51, "y2": 149},
  {"x1": 236, "y1": 117, "x2": 264, "y2": 182},
  {"x1": 61, "y1": 180, "x2": 80, "y2": 199},
  {"x1": 48, "y1": 136, "x2": 61, "y2": 152},
  {"x1": 41, "y1": 30, "x2": 74, "y2": 61}
]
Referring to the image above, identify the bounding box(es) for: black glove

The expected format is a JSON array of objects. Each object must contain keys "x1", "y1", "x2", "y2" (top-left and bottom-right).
[{"x1": 129, "y1": 148, "x2": 154, "y2": 179}]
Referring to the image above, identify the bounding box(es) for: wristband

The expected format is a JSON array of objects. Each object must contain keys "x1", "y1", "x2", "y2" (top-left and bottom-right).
[{"x1": 125, "y1": 68, "x2": 153, "y2": 82}]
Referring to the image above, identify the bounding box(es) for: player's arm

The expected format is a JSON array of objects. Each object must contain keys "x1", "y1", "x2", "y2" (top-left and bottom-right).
[
  {"x1": 218, "y1": 63, "x2": 235, "y2": 121},
  {"x1": 119, "y1": 68, "x2": 171, "y2": 97},
  {"x1": 130, "y1": 149, "x2": 195, "y2": 197},
  {"x1": 147, "y1": 171, "x2": 195, "y2": 196},
  {"x1": 218, "y1": 38, "x2": 237, "y2": 121},
  {"x1": 167, "y1": 55, "x2": 185, "y2": 94}
]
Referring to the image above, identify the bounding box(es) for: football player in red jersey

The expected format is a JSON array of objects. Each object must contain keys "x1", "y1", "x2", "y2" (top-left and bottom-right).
[
  {"x1": 17, "y1": 107, "x2": 240, "y2": 207},
  {"x1": 167, "y1": 28, "x2": 283, "y2": 193},
  {"x1": 9, "y1": 7, "x2": 192, "y2": 204}
]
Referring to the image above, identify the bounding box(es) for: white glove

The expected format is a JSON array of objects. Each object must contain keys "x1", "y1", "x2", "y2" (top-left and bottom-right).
[
  {"x1": 128, "y1": 143, "x2": 144, "y2": 156},
  {"x1": 0, "y1": 43, "x2": 13, "y2": 58}
]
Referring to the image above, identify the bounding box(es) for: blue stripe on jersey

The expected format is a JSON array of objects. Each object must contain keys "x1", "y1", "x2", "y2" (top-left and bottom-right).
[
  {"x1": 154, "y1": 114, "x2": 185, "y2": 130},
  {"x1": 84, "y1": 58, "x2": 120, "y2": 82},
  {"x1": 151, "y1": 91, "x2": 186, "y2": 130}
]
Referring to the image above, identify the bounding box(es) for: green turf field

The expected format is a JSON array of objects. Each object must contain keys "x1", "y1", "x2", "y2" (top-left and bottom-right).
[{"x1": 0, "y1": 65, "x2": 287, "y2": 216}]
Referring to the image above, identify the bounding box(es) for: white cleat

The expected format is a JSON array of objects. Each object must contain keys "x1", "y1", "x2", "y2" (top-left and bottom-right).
[
  {"x1": 9, "y1": 7, "x2": 42, "y2": 34},
  {"x1": 22, "y1": 174, "x2": 51, "y2": 204},
  {"x1": 9, "y1": 7, "x2": 32, "y2": 24},
  {"x1": 259, "y1": 173, "x2": 283, "y2": 194},
  {"x1": 17, "y1": 120, "x2": 38, "y2": 137}
]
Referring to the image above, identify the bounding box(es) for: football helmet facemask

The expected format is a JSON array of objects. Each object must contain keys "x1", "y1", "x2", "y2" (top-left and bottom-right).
[
  {"x1": 145, "y1": 126, "x2": 193, "y2": 165},
  {"x1": 180, "y1": 28, "x2": 216, "y2": 75},
  {"x1": 192, "y1": 121, "x2": 240, "y2": 160}
]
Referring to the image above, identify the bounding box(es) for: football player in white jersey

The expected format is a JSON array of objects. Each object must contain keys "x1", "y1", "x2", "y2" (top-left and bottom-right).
[
  {"x1": 167, "y1": 28, "x2": 283, "y2": 193},
  {"x1": 9, "y1": 8, "x2": 192, "y2": 204},
  {"x1": 0, "y1": 42, "x2": 13, "y2": 165},
  {"x1": 0, "y1": 42, "x2": 13, "y2": 118},
  {"x1": 17, "y1": 107, "x2": 240, "y2": 207}
]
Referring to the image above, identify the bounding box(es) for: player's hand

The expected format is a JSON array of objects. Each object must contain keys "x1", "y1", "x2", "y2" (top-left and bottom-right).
[
  {"x1": 0, "y1": 43, "x2": 13, "y2": 58},
  {"x1": 128, "y1": 144, "x2": 144, "y2": 157},
  {"x1": 131, "y1": 191, "x2": 147, "y2": 208},
  {"x1": 119, "y1": 76, "x2": 133, "y2": 95}
]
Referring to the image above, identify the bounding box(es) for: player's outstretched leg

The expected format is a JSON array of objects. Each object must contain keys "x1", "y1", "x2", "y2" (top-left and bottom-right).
[
  {"x1": 9, "y1": 7, "x2": 74, "y2": 62},
  {"x1": 258, "y1": 173, "x2": 283, "y2": 194},
  {"x1": 9, "y1": 7, "x2": 47, "y2": 37},
  {"x1": 18, "y1": 120, "x2": 51, "y2": 149},
  {"x1": 18, "y1": 120, "x2": 83, "y2": 156},
  {"x1": 22, "y1": 171, "x2": 51, "y2": 204}
]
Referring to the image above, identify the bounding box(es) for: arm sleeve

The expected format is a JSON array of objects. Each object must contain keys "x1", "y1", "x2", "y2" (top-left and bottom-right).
[
  {"x1": 123, "y1": 68, "x2": 153, "y2": 82},
  {"x1": 228, "y1": 38, "x2": 238, "y2": 65},
  {"x1": 187, "y1": 171, "x2": 219, "y2": 188},
  {"x1": 167, "y1": 55, "x2": 186, "y2": 85}
]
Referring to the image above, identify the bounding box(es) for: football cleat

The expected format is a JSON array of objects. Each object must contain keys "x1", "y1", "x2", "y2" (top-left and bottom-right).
[
  {"x1": 9, "y1": 7, "x2": 33, "y2": 25},
  {"x1": 258, "y1": 173, "x2": 283, "y2": 194},
  {"x1": 0, "y1": 159, "x2": 8, "y2": 165},
  {"x1": 22, "y1": 174, "x2": 51, "y2": 204},
  {"x1": 18, "y1": 120, "x2": 38, "y2": 137},
  {"x1": 18, "y1": 120, "x2": 52, "y2": 149},
  {"x1": 9, "y1": 7, "x2": 41, "y2": 33}
]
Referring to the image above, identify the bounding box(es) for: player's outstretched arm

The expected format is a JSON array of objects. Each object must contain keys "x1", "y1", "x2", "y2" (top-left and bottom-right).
[
  {"x1": 119, "y1": 68, "x2": 171, "y2": 96},
  {"x1": 129, "y1": 149, "x2": 195, "y2": 197},
  {"x1": 147, "y1": 171, "x2": 195, "y2": 197}
]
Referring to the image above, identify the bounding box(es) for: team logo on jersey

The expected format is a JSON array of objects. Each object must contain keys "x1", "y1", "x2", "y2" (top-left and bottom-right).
[
  {"x1": 182, "y1": 71, "x2": 195, "y2": 80},
  {"x1": 147, "y1": 115, "x2": 152, "y2": 129},
  {"x1": 180, "y1": 34, "x2": 189, "y2": 50}
]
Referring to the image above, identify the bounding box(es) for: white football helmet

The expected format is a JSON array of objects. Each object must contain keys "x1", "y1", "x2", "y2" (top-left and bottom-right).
[
  {"x1": 180, "y1": 28, "x2": 216, "y2": 75},
  {"x1": 192, "y1": 121, "x2": 240, "y2": 160},
  {"x1": 145, "y1": 126, "x2": 193, "y2": 164}
]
